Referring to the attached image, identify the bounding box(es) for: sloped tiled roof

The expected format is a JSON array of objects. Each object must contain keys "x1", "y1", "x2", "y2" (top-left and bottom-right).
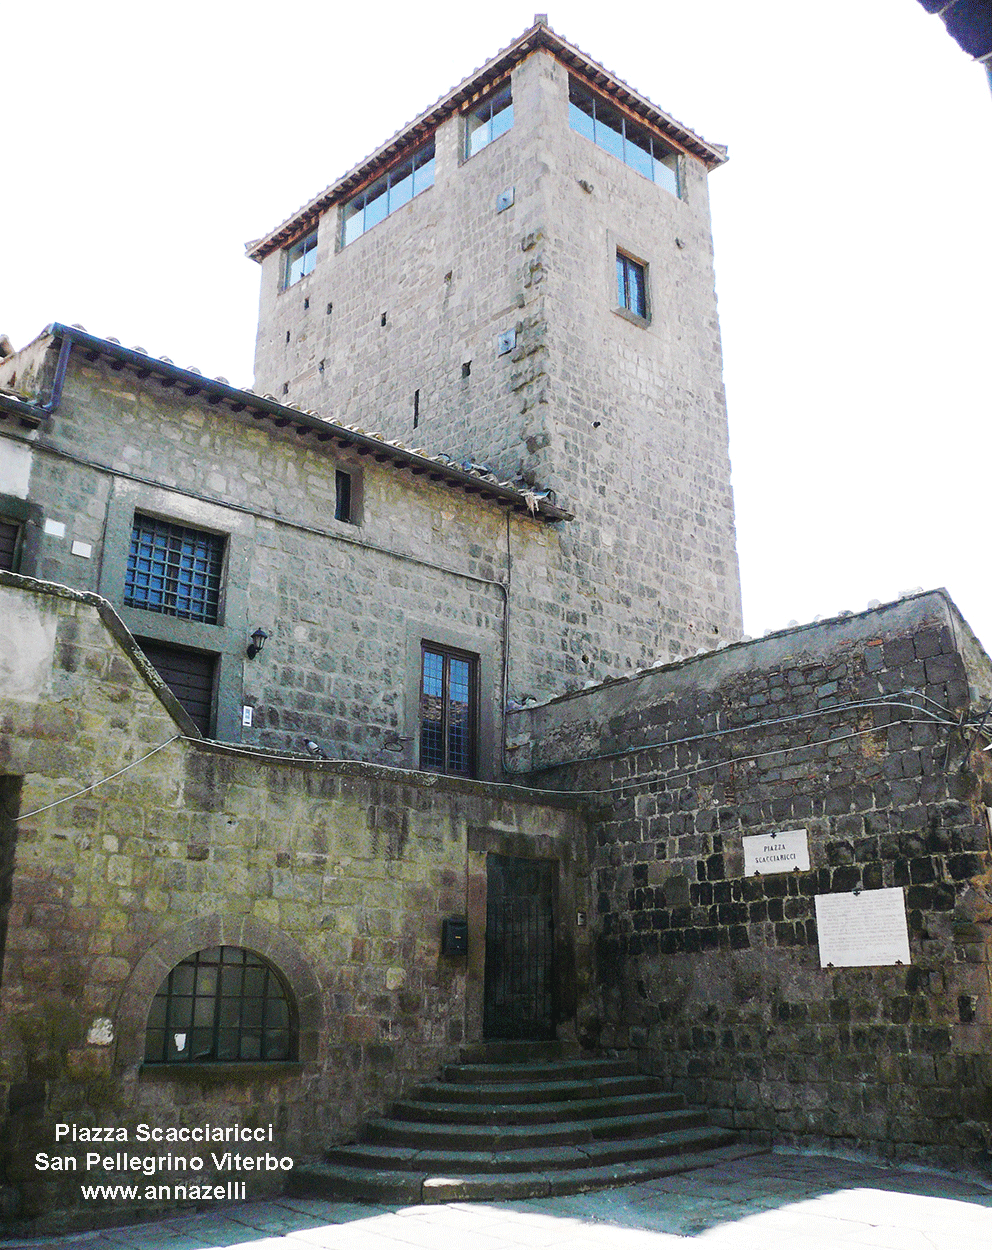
[
  {"x1": 0, "y1": 324, "x2": 572, "y2": 521},
  {"x1": 246, "y1": 17, "x2": 728, "y2": 262}
]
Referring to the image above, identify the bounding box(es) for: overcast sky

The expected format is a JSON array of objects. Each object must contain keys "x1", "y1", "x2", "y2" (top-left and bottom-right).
[{"x1": 2, "y1": 1, "x2": 990, "y2": 652}]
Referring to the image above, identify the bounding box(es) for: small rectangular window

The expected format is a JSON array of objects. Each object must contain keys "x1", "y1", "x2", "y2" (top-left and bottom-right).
[
  {"x1": 284, "y1": 230, "x2": 318, "y2": 287},
  {"x1": 465, "y1": 83, "x2": 513, "y2": 158},
  {"x1": 335, "y1": 470, "x2": 352, "y2": 523},
  {"x1": 617, "y1": 252, "x2": 647, "y2": 319},
  {"x1": 420, "y1": 645, "x2": 477, "y2": 777},
  {"x1": 124, "y1": 514, "x2": 225, "y2": 624}
]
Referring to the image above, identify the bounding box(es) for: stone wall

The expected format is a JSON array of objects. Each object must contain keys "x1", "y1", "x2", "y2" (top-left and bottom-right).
[
  {"x1": 251, "y1": 44, "x2": 742, "y2": 679},
  {"x1": 0, "y1": 340, "x2": 578, "y2": 752},
  {"x1": 0, "y1": 576, "x2": 587, "y2": 1233},
  {"x1": 539, "y1": 48, "x2": 739, "y2": 661},
  {"x1": 252, "y1": 51, "x2": 556, "y2": 477},
  {"x1": 509, "y1": 590, "x2": 992, "y2": 1166}
]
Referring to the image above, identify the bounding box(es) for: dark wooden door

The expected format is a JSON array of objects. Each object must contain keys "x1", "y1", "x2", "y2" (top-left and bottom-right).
[
  {"x1": 137, "y1": 640, "x2": 216, "y2": 737},
  {"x1": 0, "y1": 519, "x2": 19, "y2": 571},
  {"x1": 484, "y1": 854, "x2": 556, "y2": 1040}
]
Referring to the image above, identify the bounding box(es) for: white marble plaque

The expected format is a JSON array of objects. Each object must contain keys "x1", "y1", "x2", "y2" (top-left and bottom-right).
[
  {"x1": 815, "y1": 887, "x2": 911, "y2": 968},
  {"x1": 743, "y1": 829, "x2": 810, "y2": 875}
]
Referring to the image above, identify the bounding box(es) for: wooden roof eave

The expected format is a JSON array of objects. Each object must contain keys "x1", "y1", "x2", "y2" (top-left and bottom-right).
[
  {"x1": 0, "y1": 391, "x2": 47, "y2": 429},
  {"x1": 43, "y1": 324, "x2": 573, "y2": 523}
]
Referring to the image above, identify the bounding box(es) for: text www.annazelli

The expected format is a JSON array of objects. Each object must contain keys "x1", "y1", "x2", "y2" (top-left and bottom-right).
[{"x1": 80, "y1": 1181, "x2": 247, "y2": 1201}]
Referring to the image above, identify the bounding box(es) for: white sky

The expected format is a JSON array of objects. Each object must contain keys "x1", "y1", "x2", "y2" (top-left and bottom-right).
[{"x1": 2, "y1": 1, "x2": 990, "y2": 651}]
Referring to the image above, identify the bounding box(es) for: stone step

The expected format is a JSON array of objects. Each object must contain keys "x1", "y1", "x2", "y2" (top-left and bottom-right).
[
  {"x1": 390, "y1": 1089, "x2": 686, "y2": 1126},
  {"x1": 442, "y1": 1056, "x2": 639, "y2": 1084},
  {"x1": 458, "y1": 1039, "x2": 574, "y2": 1064},
  {"x1": 291, "y1": 1140, "x2": 767, "y2": 1205},
  {"x1": 330, "y1": 1122, "x2": 732, "y2": 1175},
  {"x1": 291, "y1": 1162, "x2": 425, "y2": 1205},
  {"x1": 291, "y1": 1052, "x2": 748, "y2": 1205},
  {"x1": 410, "y1": 1072, "x2": 667, "y2": 1106},
  {"x1": 422, "y1": 1142, "x2": 769, "y2": 1202},
  {"x1": 359, "y1": 1106, "x2": 710, "y2": 1153}
]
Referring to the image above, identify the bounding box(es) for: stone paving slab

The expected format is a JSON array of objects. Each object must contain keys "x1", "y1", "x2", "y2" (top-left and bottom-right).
[{"x1": 3, "y1": 1151, "x2": 992, "y2": 1250}]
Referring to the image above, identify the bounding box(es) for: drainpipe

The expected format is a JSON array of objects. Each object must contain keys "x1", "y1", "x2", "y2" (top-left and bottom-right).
[{"x1": 38, "y1": 328, "x2": 74, "y2": 414}]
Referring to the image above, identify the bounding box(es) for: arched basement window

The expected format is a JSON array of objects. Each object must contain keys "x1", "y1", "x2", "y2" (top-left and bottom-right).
[{"x1": 144, "y1": 946, "x2": 296, "y2": 1063}]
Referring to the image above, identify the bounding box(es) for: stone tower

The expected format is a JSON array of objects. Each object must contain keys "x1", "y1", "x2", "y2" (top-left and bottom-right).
[{"x1": 249, "y1": 18, "x2": 742, "y2": 682}]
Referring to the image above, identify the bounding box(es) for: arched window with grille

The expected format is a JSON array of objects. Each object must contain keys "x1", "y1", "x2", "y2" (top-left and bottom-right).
[{"x1": 144, "y1": 946, "x2": 296, "y2": 1064}]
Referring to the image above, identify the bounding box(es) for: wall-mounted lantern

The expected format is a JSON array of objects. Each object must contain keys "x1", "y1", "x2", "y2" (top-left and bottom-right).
[{"x1": 246, "y1": 627, "x2": 269, "y2": 659}]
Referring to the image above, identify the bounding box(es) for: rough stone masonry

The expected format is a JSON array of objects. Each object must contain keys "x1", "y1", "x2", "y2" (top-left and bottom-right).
[
  {"x1": 510, "y1": 590, "x2": 992, "y2": 1166},
  {"x1": 0, "y1": 574, "x2": 587, "y2": 1231}
]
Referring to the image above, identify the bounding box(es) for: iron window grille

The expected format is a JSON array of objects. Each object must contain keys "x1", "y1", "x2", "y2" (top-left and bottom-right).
[
  {"x1": 342, "y1": 138, "x2": 435, "y2": 246},
  {"x1": 124, "y1": 513, "x2": 224, "y2": 624},
  {"x1": 144, "y1": 946, "x2": 295, "y2": 1064},
  {"x1": 568, "y1": 77, "x2": 681, "y2": 198},
  {"x1": 465, "y1": 83, "x2": 513, "y2": 158},
  {"x1": 616, "y1": 252, "x2": 647, "y2": 319},
  {"x1": 285, "y1": 230, "x2": 318, "y2": 287},
  {"x1": 420, "y1": 644, "x2": 477, "y2": 777}
]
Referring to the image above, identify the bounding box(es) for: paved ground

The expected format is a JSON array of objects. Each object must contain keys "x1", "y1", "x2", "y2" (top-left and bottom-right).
[{"x1": 4, "y1": 1151, "x2": 992, "y2": 1250}]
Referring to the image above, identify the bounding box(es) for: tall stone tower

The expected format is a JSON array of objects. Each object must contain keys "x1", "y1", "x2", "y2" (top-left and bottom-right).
[{"x1": 249, "y1": 18, "x2": 742, "y2": 684}]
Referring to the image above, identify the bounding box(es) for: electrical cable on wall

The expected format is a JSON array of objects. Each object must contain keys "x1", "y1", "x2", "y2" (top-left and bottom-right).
[
  {"x1": 16, "y1": 736, "x2": 182, "y2": 820},
  {"x1": 512, "y1": 690, "x2": 960, "y2": 777},
  {"x1": 13, "y1": 691, "x2": 984, "y2": 819}
]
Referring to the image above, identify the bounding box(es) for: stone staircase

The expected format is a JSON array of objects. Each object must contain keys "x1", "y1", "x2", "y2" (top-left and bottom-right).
[{"x1": 290, "y1": 1042, "x2": 760, "y2": 1204}]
